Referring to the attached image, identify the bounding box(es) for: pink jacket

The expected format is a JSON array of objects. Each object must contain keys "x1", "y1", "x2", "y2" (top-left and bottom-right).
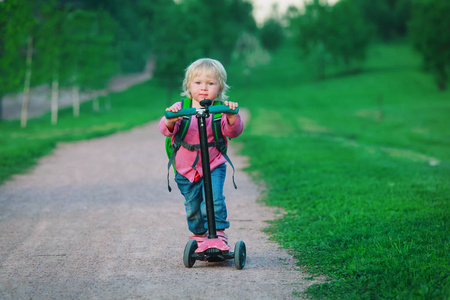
[
  {"x1": 159, "y1": 101, "x2": 244, "y2": 182},
  {"x1": 159, "y1": 102, "x2": 244, "y2": 182}
]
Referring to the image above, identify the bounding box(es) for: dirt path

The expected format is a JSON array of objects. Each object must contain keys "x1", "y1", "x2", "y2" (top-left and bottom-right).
[{"x1": 0, "y1": 110, "x2": 319, "y2": 299}]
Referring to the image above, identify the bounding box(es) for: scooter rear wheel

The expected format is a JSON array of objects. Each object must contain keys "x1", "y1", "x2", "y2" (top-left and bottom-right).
[
  {"x1": 183, "y1": 239, "x2": 198, "y2": 268},
  {"x1": 234, "y1": 240, "x2": 246, "y2": 270}
]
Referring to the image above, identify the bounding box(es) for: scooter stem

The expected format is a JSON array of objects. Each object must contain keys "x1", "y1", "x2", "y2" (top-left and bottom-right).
[{"x1": 197, "y1": 108, "x2": 218, "y2": 239}]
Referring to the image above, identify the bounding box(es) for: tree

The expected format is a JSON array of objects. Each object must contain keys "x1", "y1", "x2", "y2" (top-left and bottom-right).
[
  {"x1": 73, "y1": 0, "x2": 150, "y2": 73},
  {"x1": 141, "y1": 0, "x2": 257, "y2": 102},
  {"x1": 352, "y1": 0, "x2": 411, "y2": 41},
  {"x1": 21, "y1": 36, "x2": 33, "y2": 128},
  {"x1": 140, "y1": 0, "x2": 204, "y2": 103},
  {"x1": 209, "y1": 0, "x2": 257, "y2": 63},
  {"x1": 34, "y1": 0, "x2": 70, "y2": 124},
  {"x1": 291, "y1": 0, "x2": 371, "y2": 79},
  {"x1": 0, "y1": 0, "x2": 35, "y2": 123},
  {"x1": 260, "y1": 18, "x2": 284, "y2": 53},
  {"x1": 409, "y1": 0, "x2": 450, "y2": 90},
  {"x1": 325, "y1": 0, "x2": 371, "y2": 67},
  {"x1": 203, "y1": 0, "x2": 257, "y2": 63},
  {"x1": 67, "y1": 9, "x2": 119, "y2": 111}
]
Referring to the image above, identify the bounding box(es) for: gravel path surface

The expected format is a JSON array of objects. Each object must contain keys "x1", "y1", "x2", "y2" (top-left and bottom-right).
[{"x1": 0, "y1": 110, "x2": 319, "y2": 299}]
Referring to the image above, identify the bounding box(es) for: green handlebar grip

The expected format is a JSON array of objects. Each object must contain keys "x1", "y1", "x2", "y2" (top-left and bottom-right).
[
  {"x1": 209, "y1": 105, "x2": 239, "y2": 115},
  {"x1": 165, "y1": 108, "x2": 197, "y2": 119},
  {"x1": 165, "y1": 105, "x2": 239, "y2": 119}
]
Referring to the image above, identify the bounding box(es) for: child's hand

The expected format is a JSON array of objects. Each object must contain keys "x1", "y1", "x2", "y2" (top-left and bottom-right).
[
  {"x1": 223, "y1": 101, "x2": 239, "y2": 125},
  {"x1": 164, "y1": 106, "x2": 182, "y2": 131}
]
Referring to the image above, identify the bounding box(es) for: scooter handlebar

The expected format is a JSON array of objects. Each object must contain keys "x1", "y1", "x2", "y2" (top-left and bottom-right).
[{"x1": 165, "y1": 105, "x2": 239, "y2": 119}]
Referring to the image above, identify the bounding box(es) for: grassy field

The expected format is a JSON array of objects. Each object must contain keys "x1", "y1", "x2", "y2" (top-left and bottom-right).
[
  {"x1": 1, "y1": 42, "x2": 449, "y2": 299},
  {"x1": 229, "y1": 42, "x2": 449, "y2": 299}
]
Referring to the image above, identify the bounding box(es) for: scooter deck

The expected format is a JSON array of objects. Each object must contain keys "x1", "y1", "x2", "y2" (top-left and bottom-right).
[
  {"x1": 195, "y1": 238, "x2": 230, "y2": 253},
  {"x1": 193, "y1": 238, "x2": 234, "y2": 262}
]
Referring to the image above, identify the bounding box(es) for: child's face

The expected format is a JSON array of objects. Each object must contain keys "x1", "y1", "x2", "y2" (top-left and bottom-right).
[{"x1": 188, "y1": 72, "x2": 220, "y2": 106}]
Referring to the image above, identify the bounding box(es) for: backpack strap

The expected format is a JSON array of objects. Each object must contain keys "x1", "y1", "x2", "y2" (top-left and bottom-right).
[
  {"x1": 166, "y1": 99, "x2": 237, "y2": 192},
  {"x1": 167, "y1": 99, "x2": 191, "y2": 192},
  {"x1": 212, "y1": 107, "x2": 237, "y2": 189}
]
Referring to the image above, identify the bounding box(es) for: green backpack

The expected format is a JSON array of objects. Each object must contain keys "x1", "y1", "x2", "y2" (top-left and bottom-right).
[{"x1": 165, "y1": 98, "x2": 236, "y2": 192}]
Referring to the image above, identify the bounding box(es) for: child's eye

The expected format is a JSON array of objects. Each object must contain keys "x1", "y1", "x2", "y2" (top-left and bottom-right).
[{"x1": 208, "y1": 82, "x2": 215, "y2": 85}]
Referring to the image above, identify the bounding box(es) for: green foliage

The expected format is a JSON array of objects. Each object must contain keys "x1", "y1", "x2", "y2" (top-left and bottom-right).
[
  {"x1": 0, "y1": 81, "x2": 166, "y2": 184},
  {"x1": 203, "y1": 0, "x2": 257, "y2": 62},
  {"x1": 1, "y1": 0, "x2": 120, "y2": 100},
  {"x1": 113, "y1": 5, "x2": 150, "y2": 73},
  {"x1": 0, "y1": 0, "x2": 35, "y2": 94},
  {"x1": 141, "y1": 0, "x2": 204, "y2": 102},
  {"x1": 230, "y1": 42, "x2": 450, "y2": 299},
  {"x1": 352, "y1": 0, "x2": 412, "y2": 41},
  {"x1": 174, "y1": 0, "x2": 257, "y2": 64},
  {"x1": 77, "y1": 0, "x2": 151, "y2": 73},
  {"x1": 140, "y1": 0, "x2": 257, "y2": 100},
  {"x1": 328, "y1": 0, "x2": 371, "y2": 65},
  {"x1": 1, "y1": 0, "x2": 257, "y2": 115},
  {"x1": 77, "y1": 9, "x2": 119, "y2": 90},
  {"x1": 33, "y1": 0, "x2": 70, "y2": 86},
  {"x1": 260, "y1": 18, "x2": 284, "y2": 53},
  {"x1": 409, "y1": 0, "x2": 450, "y2": 90},
  {"x1": 290, "y1": 0, "x2": 371, "y2": 79}
]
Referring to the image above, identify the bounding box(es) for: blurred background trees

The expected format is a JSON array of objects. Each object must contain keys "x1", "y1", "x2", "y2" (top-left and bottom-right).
[
  {"x1": 0, "y1": 0, "x2": 448, "y2": 124},
  {"x1": 287, "y1": 0, "x2": 448, "y2": 89},
  {"x1": 260, "y1": 18, "x2": 284, "y2": 53},
  {"x1": 409, "y1": 0, "x2": 450, "y2": 90},
  {"x1": 351, "y1": 0, "x2": 411, "y2": 41},
  {"x1": 0, "y1": 0, "x2": 258, "y2": 123},
  {"x1": 290, "y1": 0, "x2": 371, "y2": 79},
  {"x1": 0, "y1": 0, "x2": 35, "y2": 123}
]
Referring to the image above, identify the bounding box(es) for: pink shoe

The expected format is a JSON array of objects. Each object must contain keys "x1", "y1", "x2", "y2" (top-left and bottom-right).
[
  {"x1": 189, "y1": 232, "x2": 208, "y2": 244},
  {"x1": 217, "y1": 230, "x2": 228, "y2": 245}
]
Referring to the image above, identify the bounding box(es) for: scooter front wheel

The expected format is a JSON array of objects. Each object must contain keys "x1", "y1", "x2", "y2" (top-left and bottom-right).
[
  {"x1": 183, "y1": 239, "x2": 198, "y2": 268},
  {"x1": 234, "y1": 240, "x2": 246, "y2": 270}
]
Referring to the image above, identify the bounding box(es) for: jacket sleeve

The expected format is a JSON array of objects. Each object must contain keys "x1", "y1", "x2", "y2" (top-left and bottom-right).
[
  {"x1": 158, "y1": 102, "x2": 182, "y2": 137},
  {"x1": 221, "y1": 113, "x2": 244, "y2": 138}
]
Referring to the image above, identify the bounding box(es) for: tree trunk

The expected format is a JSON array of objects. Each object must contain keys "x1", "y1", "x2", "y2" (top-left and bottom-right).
[
  {"x1": 0, "y1": 96, "x2": 3, "y2": 122},
  {"x1": 51, "y1": 58, "x2": 60, "y2": 125},
  {"x1": 92, "y1": 91, "x2": 99, "y2": 112},
  {"x1": 21, "y1": 36, "x2": 33, "y2": 128},
  {"x1": 435, "y1": 63, "x2": 447, "y2": 91},
  {"x1": 105, "y1": 95, "x2": 111, "y2": 111},
  {"x1": 51, "y1": 78, "x2": 59, "y2": 125},
  {"x1": 72, "y1": 86, "x2": 80, "y2": 117}
]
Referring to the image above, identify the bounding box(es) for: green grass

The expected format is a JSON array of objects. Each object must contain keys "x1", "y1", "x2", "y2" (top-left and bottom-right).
[
  {"x1": 1, "y1": 41, "x2": 449, "y2": 299},
  {"x1": 0, "y1": 81, "x2": 168, "y2": 184},
  {"x1": 229, "y1": 42, "x2": 450, "y2": 299}
]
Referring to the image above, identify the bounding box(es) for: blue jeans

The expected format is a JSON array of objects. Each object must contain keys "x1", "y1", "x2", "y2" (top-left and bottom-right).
[{"x1": 175, "y1": 163, "x2": 229, "y2": 235}]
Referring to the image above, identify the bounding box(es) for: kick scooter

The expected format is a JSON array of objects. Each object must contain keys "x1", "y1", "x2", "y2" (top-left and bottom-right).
[{"x1": 165, "y1": 99, "x2": 246, "y2": 270}]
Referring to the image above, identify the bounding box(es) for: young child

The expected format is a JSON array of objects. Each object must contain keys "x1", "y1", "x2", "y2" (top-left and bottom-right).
[{"x1": 159, "y1": 58, "x2": 244, "y2": 245}]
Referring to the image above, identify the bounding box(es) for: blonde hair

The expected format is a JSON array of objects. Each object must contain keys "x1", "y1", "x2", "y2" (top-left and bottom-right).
[{"x1": 181, "y1": 58, "x2": 230, "y2": 101}]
